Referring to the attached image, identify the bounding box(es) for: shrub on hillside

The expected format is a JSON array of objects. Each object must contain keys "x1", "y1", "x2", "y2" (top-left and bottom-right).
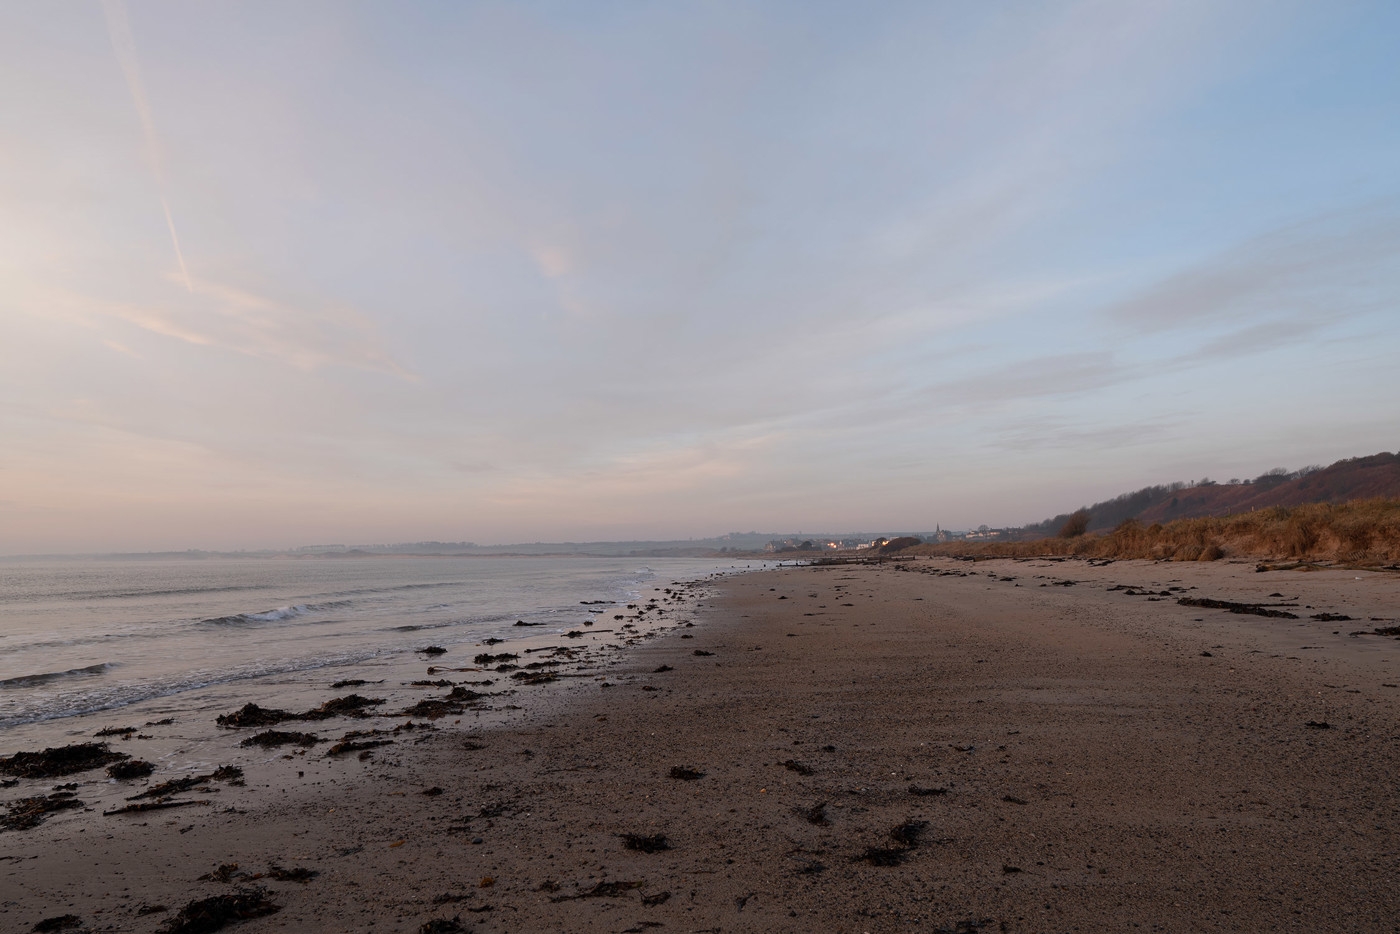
[{"x1": 1059, "y1": 509, "x2": 1090, "y2": 538}]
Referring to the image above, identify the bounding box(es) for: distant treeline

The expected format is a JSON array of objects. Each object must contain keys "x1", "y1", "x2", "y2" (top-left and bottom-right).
[{"x1": 1020, "y1": 452, "x2": 1400, "y2": 539}]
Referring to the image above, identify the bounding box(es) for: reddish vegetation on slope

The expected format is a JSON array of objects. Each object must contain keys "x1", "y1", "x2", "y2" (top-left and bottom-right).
[
  {"x1": 1136, "y1": 453, "x2": 1400, "y2": 526},
  {"x1": 908, "y1": 498, "x2": 1400, "y2": 565}
]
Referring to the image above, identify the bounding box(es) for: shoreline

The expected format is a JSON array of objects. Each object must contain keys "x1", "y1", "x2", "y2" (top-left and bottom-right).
[{"x1": 4, "y1": 557, "x2": 1399, "y2": 931}]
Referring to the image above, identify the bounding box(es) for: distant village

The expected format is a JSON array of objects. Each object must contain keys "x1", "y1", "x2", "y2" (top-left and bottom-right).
[
  {"x1": 760, "y1": 526, "x2": 1012, "y2": 553},
  {"x1": 275, "y1": 525, "x2": 1022, "y2": 559}
]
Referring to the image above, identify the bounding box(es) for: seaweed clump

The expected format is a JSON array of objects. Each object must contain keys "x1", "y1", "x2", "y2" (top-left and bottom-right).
[
  {"x1": 239, "y1": 731, "x2": 321, "y2": 749},
  {"x1": 107, "y1": 759, "x2": 156, "y2": 780},
  {"x1": 215, "y1": 704, "x2": 297, "y2": 729},
  {"x1": 0, "y1": 743, "x2": 128, "y2": 779},
  {"x1": 2, "y1": 794, "x2": 83, "y2": 832},
  {"x1": 160, "y1": 887, "x2": 280, "y2": 934}
]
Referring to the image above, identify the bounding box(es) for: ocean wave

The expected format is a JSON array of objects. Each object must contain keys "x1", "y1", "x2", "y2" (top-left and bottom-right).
[
  {"x1": 0, "y1": 662, "x2": 114, "y2": 689},
  {"x1": 201, "y1": 604, "x2": 316, "y2": 626}
]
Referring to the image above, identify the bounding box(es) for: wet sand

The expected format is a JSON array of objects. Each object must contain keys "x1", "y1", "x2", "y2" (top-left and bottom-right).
[{"x1": 4, "y1": 558, "x2": 1399, "y2": 932}]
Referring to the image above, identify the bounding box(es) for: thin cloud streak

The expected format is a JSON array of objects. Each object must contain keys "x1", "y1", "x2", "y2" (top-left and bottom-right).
[{"x1": 99, "y1": 0, "x2": 192, "y2": 291}]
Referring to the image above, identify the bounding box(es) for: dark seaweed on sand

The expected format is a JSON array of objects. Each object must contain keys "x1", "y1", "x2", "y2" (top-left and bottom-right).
[
  {"x1": 620, "y1": 832, "x2": 670, "y2": 853},
  {"x1": 216, "y1": 704, "x2": 297, "y2": 729},
  {"x1": 94, "y1": 725, "x2": 137, "y2": 737},
  {"x1": 549, "y1": 880, "x2": 644, "y2": 902},
  {"x1": 398, "y1": 698, "x2": 468, "y2": 720},
  {"x1": 160, "y1": 887, "x2": 280, "y2": 934},
  {"x1": 216, "y1": 695, "x2": 385, "y2": 729},
  {"x1": 105, "y1": 800, "x2": 209, "y2": 816},
  {"x1": 31, "y1": 915, "x2": 83, "y2": 932},
  {"x1": 1177, "y1": 596, "x2": 1299, "y2": 619},
  {"x1": 301, "y1": 694, "x2": 385, "y2": 720},
  {"x1": 889, "y1": 819, "x2": 929, "y2": 847},
  {"x1": 418, "y1": 919, "x2": 466, "y2": 934},
  {"x1": 126, "y1": 765, "x2": 242, "y2": 800},
  {"x1": 0, "y1": 742, "x2": 128, "y2": 778},
  {"x1": 668, "y1": 766, "x2": 704, "y2": 780},
  {"x1": 240, "y1": 730, "x2": 321, "y2": 749},
  {"x1": 856, "y1": 846, "x2": 909, "y2": 866},
  {"x1": 909, "y1": 785, "x2": 949, "y2": 796},
  {"x1": 266, "y1": 864, "x2": 319, "y2": 883},
  {"x1": 108, "y1": 759, "x2": 156, "y2": 779},
  {"x1": 326, "y1": 739, "x2": 394, "y2": 757},
  {"x1": 855, "y1": 820, "x2": 930, "y2": 866},
  {"x1": 2, "y1": 794, "x2": 83, "y2": 832}
]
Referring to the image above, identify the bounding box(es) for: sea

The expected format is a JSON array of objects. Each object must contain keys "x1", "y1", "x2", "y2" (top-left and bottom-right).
[{"x1": 0, "y1": 554, "x2": 766, "y2": 746}]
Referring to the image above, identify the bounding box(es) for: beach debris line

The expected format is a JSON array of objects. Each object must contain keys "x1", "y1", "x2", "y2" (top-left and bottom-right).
[
  {"x1": 30, "y1": 915, "x2": 83, "y2": 932},
  {"x1": 105, "y1": 800, "x2": 209, "y2": 816},
  {"x1": 418, "y1": 646, "x2": 448, "y2": 656},
  {"x1": 216, "y1": 694, "x2": 386, "y2": 729},
  {"x1": 159, "y1": 887, "x2": 280, "y2": 934},
  {"x1": 668, "y1": 766, "x2": 704, "y2": 780},
  {"x1": 1177, "y1": 596, "x2": 1299, "y2": 619},
  {"x1": 0, "y1": 742, "x2": 128, "y2": 779},
  {"x1": 2, "y1": 793, "x2": 83, "y2": 832}
]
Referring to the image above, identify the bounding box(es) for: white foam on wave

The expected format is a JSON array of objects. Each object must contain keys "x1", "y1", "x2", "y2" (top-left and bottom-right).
[{"x1": 201, "y1": 604, "x2": 316, "y2": 626}]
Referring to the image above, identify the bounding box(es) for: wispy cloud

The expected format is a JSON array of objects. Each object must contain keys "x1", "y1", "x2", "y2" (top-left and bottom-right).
[
  {"x1": 99, "y1": 0, "x2": 192, "y2": 291},
  {"x1": 1105, "y1": 203, "x2": 1400, "y2": 333},
  {"x1": 107, "y1": 275, "x2": 418, "y2": 378}
]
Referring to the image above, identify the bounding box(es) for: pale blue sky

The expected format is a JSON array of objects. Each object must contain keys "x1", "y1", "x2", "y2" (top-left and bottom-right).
[{"x1": 2, "y1": 1, "x2": 1397, "y2": 552}]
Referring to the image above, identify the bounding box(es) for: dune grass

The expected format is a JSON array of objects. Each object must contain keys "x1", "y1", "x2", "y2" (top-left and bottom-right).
[{"x1": 905, "y1": 498, "x2": 1400, "y2": 565}]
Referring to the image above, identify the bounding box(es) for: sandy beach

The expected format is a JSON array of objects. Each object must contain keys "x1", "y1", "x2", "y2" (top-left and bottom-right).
[{"x1": 4, "y1": 557, "x2": 1399, "y2": 933}]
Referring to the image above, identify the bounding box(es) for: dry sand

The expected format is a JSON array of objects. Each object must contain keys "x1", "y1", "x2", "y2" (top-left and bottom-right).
[{"x1": 3, "y1": 557, "x2": 1399, "y2": 933}]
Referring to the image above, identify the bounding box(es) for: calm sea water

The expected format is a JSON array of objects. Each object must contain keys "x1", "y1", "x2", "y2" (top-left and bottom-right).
[{"x1": 0, "y1": 555, "x2": 760, "y2": 731}]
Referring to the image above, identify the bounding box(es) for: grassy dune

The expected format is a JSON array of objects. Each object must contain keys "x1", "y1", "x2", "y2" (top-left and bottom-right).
[{"x1": 905, "y1": 498, "x2": 1400, "y2": 565}]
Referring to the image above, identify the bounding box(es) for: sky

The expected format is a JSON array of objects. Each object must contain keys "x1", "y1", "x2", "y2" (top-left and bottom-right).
[{"x1": 2, "y1": 0, "x2": 1397, "y2": 554}]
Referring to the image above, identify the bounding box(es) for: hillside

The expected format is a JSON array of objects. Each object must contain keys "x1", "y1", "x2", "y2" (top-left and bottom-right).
[
  {"x1": 1023, "y1": 452, "x2": 1400, "y2": 538},
  {"x1": 907, "y1": 498, "x2": 1400, "y2": 565}
]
